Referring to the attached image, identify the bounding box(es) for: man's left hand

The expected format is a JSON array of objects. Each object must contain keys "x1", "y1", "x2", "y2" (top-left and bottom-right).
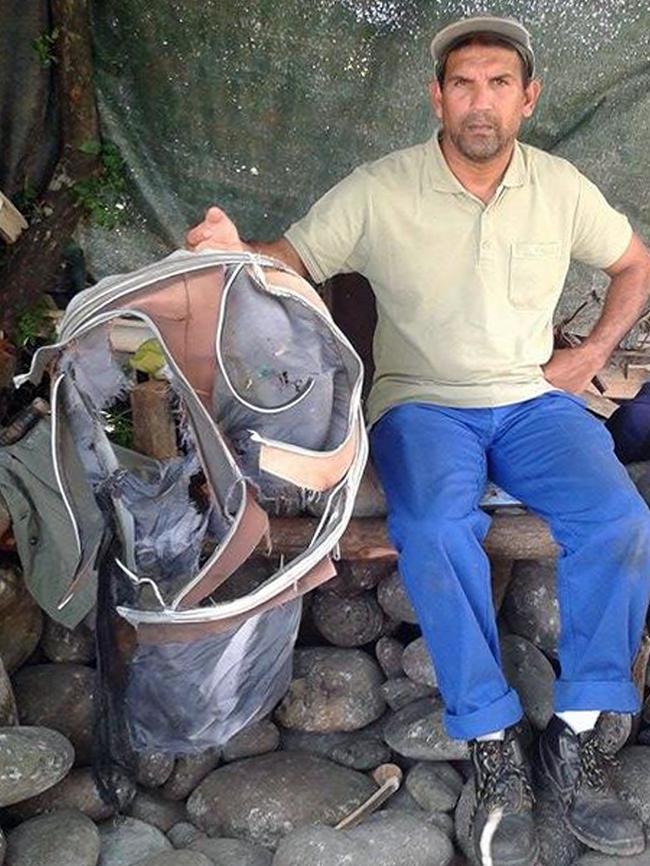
[{"x1": 542, "y1": 345, "x2": 606, "y2": 394}]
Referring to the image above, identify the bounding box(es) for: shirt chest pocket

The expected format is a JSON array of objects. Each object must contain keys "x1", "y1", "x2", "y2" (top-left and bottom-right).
[{"x1": 509, "y1": 241, "x2": 562, "y2": 309}]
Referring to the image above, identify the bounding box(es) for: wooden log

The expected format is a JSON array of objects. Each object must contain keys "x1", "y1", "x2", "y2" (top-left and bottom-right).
[
  {"x1": 130, "y1": 380, "x2": 177, "y2": 460},
  {"x1": 262, "y1": 513, "x2": 558, "y2": 561}
]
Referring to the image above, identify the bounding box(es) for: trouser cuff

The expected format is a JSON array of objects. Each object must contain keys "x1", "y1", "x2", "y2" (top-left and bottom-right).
[
  {"x1": 444, "y1": 687, "x2": 524, "y2": 740},
  {"x1": 554, "y1": 679, "x2": 641, "y2": 713}
]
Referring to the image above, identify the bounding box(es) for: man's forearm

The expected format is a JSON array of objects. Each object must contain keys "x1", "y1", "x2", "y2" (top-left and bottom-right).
[
  {"x1": 244, "y1": 238, "x2": 309, "y2": 279},
  {"x1": 581, "y1": 261, "x2": 650, "y2": 366}
]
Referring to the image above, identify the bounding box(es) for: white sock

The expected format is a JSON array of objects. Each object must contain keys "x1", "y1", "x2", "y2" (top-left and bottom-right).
[
  {"x1": 476, "y1": 729, "x2": 505, "y2": 742},
  {"x1": 556, "y1": 710, "x2": 600, "y2": 734}
]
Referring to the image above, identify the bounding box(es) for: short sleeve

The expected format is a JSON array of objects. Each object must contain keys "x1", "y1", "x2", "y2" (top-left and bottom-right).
[
  {"x1": 571, "y1": 172, "x2": 633, "y2": 269},
  {"x1": 284, "y1": 167, "x2": 370, "y2": 283}
]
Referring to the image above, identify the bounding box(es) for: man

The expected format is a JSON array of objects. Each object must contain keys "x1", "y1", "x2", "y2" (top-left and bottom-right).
[{"x1": 186, "y1": 15, "x2": 650, "y2": 866}]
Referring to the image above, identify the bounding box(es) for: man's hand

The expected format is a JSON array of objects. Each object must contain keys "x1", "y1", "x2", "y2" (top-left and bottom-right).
[
  {"x1": 541, "y1": 344, "x2": 607, "y2": 394},
  {"x1": 185, "y1": 206, "x2": 246, "y2": 252}
]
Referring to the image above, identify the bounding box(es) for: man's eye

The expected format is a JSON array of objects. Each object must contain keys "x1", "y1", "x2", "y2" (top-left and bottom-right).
[{"x1": 494, "y1": 78, "x2": 509, "y2": 86}]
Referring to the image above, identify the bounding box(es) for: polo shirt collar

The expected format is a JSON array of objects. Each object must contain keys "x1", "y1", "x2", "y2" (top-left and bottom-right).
[{"x1": 428, "y1": 132, "x2": 527, "y2": 194}]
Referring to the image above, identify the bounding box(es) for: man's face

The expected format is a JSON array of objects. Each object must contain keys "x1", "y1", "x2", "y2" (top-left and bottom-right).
[{"x1": 430, "y1": 44, "x2": 541, "y2": 162}]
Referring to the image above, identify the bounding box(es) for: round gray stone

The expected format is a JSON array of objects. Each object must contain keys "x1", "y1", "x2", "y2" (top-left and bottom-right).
[
  {"x1": 402, "y1": 638, "x2": 437, "y2": 688},
  {"x1": 272, "y1": 810, "x2": 453, "y2": 866},
  {"x1": 131, "y1": 853, "x2": 212, "y2": 866},
  {"x1": 41, "y1": 618, "x2": 96, "y2": 664},
  {"x1": 135, "y1": 752, "x2": 174, "y2": 789},
  {"x1": 405, "y1": 762, "x2": 464, "y2": 812},
  {"x1": 186, "y1": 751, "x2": 376, "y2": 849},
  {"x1": 380, "y1": 678, "x2": 435, "y2": 712},
  {"x1": 575, "y1": 851, "x2": 650, "y2": 865},
  {"x1": 8, "y1": 766, "x2": 135, "y2": 821},
  {"x1": 502, "y1": 560, "x2": 560, "y2": 658},
  {"x1": 127, "y1": 789, "x2": 187, "y2": 833},
  {"x1": 376, "y1": 571, "x2": 418, "y2": 624},
  {"x1": 222, "y1": 719, "x2": 279, "y2": 762},
  {"x1": 0, "y1": 567, "x2": 43, "y2": 674},
  {"x1": 0, "y1": 655, "x2": 17, "y2": 725},
  {"x1": 5, "y1": 808, "x2": 99, "y2": 866},
  {"x1": 375, "y1": 637, "x2": 405, "y2": 679},
  {"x1": 611, "y1": 746, "x2": 650, "y2": 826},
  {"x1": 278, "y1": 724, "x2": 391, "y2": 770},
  {"x1": 97, "y1": 817, "x2": 172, "y2": 866},
  {"x1": 166, "y1": 823, "x2": 205, "y2": 849},
  {"x1": 0, "y1": 726, "x2": 74, "y2": 807},
  {"x1": 12, "y1": 663, "x2": 95, "y2": 766},
  {"x1": 325, "y1": 560, "x2": 393, "y2": 597},
  {"x1": 275, "y1": 648, "x2": 386, "y2": 733},
  {"x1": 160, "y1": 749, "x2": 220, "y2": 801},
  {"x1": 312, "y1": 590, "x2": 385, "y2": 647},
  {"x1": 500, "y1": 634, "x2": 555, "y2": 730},
  {"x1": 383, "y1": 697, "x2": 469, "y2": 761},
  {"x1": 454, "y1": 776, "x2": 479, "y2": 865},
  {"x1": 189, "y1": 837, "x2": 273, "y2": 865}
]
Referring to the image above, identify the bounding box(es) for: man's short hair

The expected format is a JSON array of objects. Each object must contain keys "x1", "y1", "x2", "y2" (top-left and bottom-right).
[{"x1": 436, "y1": 32, "x2": 532, "y2": 89}]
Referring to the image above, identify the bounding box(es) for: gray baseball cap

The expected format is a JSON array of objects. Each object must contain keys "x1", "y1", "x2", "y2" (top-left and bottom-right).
[{"x1": 430, "y1": 15, "x2": 535, "y2": 78}]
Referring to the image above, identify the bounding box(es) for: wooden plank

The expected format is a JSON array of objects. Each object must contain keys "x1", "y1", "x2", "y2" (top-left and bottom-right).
[
  {"x1": 0, "y1": 191, "x2": 28, "y2": 244},
  {"x1": 262, "y1": 513, "x2": 558, "y2": 561},
  {"x1": 130, "y1": 380, "x2": 177, "y2": 460}
]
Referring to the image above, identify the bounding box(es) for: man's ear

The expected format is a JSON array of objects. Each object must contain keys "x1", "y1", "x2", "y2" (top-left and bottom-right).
[
  {"x1": 429, "y1": 78, "x2": 444, "y2": 122},
  {"x1": 522, "y1": 78, "x2": 542, "y2": 118}
]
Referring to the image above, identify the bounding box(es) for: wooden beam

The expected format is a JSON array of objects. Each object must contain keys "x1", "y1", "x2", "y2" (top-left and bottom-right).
[{"x1": 262, "y1": 513, "x2": 558, "y2": 561}]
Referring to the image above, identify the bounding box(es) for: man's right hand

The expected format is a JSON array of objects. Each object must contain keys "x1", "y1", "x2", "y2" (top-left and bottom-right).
[{"x1": 185, "y1": 206, "x2": 246, "y2": 252}]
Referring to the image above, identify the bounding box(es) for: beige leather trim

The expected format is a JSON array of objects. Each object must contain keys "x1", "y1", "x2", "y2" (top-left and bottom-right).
[{"x1": 259, "y1": 422, "x2": 359, "y2": 491}]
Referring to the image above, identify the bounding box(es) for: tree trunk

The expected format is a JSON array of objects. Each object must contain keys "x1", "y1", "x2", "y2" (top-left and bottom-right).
[{"x1": 0, "y1": 0, "x2": 100, "y2": 333}]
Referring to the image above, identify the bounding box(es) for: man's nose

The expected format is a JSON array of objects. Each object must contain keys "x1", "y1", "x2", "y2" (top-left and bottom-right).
[{"x1": 469, "y1": 83, "x2": 494, "y2": 111}]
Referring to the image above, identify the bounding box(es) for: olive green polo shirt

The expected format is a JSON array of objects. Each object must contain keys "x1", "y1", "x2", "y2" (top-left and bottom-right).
[{"x1": 284, "y1": 135, "x2": 633, "y2": 426}]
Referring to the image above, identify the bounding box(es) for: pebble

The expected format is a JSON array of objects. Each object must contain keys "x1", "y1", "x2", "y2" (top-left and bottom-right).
[
  {"x1": 375, "y1": 636, "x2": 405, "y2": 679},
  {"x1": 5, "y1": 808, "x2": 99, "y2": 866},
  {"x1": 189, "y1": 836, "x2": 273, "y2": 865},
  {"x1": 0, "y1": 567, "x2": 43, "y2": 674},
  {"x1": 376, "y1": 571, "x2": 418, "y2": 624},
  {"x1": 501, "y1": 560, "x2": 560, "y2": 658},
  {"x1": 135, "y1": 752, "x2": 174, "y2": 789},
  {"x1": 383, "y1": 697, "x2": 469, "y2": 761},
  {"x1": 405, "y1": 762, "x2": 464, "y2": 812},
  {"x1": 325, "y1": 560, "x2": 393, "y2": 597},
  {"x1": 381, "y1": 677, "x2": 435, "y2": 712},
  {"x1": 160, "y1": 749, "x2": 220, "y2": 801},
  {"x1": 279, "y1": 723, "x2": 391, "y2": 770},
  {"x1": 222, "y1": 719, "x2": 280, "y2": 762},
  {"x1": 500, "y1": 634, "x2": 554, "y2": 730},
  {"x1": 275, "y1": 648, "x2": 386, "y2": 733},
  {"x1": 186, "y1": 751, "x2": 376, "y2": 848},
  {"x1": 130, "y1": 853, "x2": 212, "y2": 866},
  {"x1": 127, "y1": 789, "x2": 187, "y2": 833},
  {"x1": 312, "y1": 590, "x2": 385, "y2": 647},
  {"x1": 41, "y1": 618, "x2": 96, "y2": 664},
  {"x1": 0, "y1": 726, "x2": 74, "y2": 807},
  {"x1": 272, "y1": 810, "x2": 453, "y2": 866},
  {"x1": 0, "y1": 656, "x2": 17, "y2": 725},
  {"x1": 97, "y1": 817, "x2": 172, "y2": 866},
  {"x1": 12, "y1": 663, "x2": 95, "y2": 766},
  {"x1": 8, "y1": 766, "x2": 135, "y2": 821},
  {"x1": 402, "y1": 638, "x2": 437, "y2": 687}
]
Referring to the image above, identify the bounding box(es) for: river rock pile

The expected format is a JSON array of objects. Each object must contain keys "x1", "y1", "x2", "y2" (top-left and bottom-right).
[{"x1": 1, "y1": 547, "x2": 650, "y2": 866}]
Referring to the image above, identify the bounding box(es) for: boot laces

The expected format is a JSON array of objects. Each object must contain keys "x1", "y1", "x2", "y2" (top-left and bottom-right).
[
  {"x1": 578, "y1": 731, "x2": 620, "y2": 792},
  {"x1": 471, "y1": 739, "x2": 534, "y2": 820}
]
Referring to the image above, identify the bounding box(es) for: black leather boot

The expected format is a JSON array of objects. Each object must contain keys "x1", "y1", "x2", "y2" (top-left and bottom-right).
[
  {"x1": 470, "y1": 729, "x2": 539, "y2": 866},
  {"x1": 535, "y1": 715, "x2": 645, "y2": 856}
]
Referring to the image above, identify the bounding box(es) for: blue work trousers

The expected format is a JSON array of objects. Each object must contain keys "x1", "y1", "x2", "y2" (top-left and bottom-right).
[{"x1": 370, "y1": 392, "x2": 650, "y2": 740}]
